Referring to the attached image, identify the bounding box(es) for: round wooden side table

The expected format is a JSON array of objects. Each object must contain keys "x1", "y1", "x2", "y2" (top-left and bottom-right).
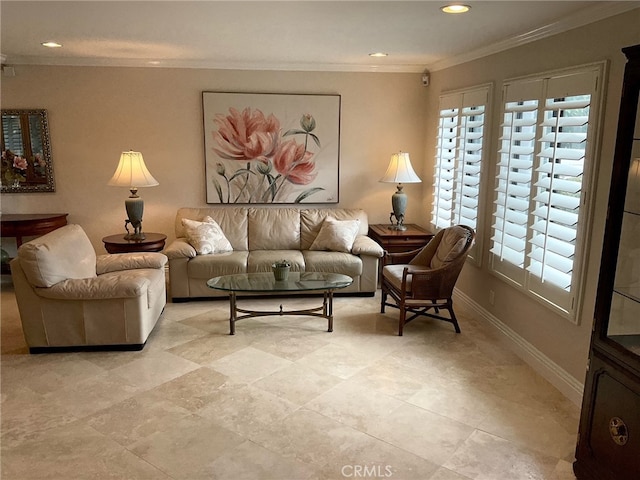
[{"x1": 102, "y1": 232, "x2": 167, "y2": 254}]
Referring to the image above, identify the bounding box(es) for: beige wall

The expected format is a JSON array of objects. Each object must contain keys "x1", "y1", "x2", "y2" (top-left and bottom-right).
[
  {"x1": 2, "y1": 9, "x2": 639, "y2": 386},
  {"x1": 1, "y1": 68, "x2": 428, "y2": 252},
  {"x1": 425, "y1": 9, "x2": 640, "y2": 381}
]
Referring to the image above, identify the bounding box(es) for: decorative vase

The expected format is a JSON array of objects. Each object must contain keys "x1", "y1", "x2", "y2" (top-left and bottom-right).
[{"x1": 272, "y1": 261, "x2": 291, "y2": 281}]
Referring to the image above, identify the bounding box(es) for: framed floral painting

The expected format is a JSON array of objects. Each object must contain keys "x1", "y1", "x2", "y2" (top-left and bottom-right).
[{"x1": 203, "y1": 92, "x2": 340, "y2": 204}]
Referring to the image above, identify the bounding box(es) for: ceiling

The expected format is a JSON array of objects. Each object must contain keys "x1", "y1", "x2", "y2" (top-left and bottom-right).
[{"x1": 1, "y1": 1, "x2": 639, "y2": 73}]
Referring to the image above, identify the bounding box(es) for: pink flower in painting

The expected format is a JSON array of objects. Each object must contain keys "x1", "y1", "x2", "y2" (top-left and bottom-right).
[
  {"x1": 12, "y1": 156, "x2": 27, "y2": 170},
  {"x1": 273, "y1": 139, "x2": 317, "y2": 185},
  {"x1": 212, "y1": 107, "x2": 280, "y2": 163}
]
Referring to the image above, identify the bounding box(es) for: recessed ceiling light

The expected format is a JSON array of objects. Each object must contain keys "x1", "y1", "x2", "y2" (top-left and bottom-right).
[
  {"x1": 440, "y1": 4, "x2": 471, "y2": 14},
  {"x1": 41, "y1": 41, "x2": 63, "y2": 48},
  {"x1": 369, "y1": 52, "x2": 388, "y2": 58}
]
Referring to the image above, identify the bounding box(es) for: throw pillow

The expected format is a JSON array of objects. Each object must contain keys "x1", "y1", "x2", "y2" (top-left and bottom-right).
[
  {"x1": 181, "y1": 216, "x2": 233, "y2": 255},
  {"x1": 309, "y1": 217, "x2": 360, "y2": 253}
]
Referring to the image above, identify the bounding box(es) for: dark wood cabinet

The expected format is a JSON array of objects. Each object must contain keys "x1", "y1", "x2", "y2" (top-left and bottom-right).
[{"x1": 574, "y1": 44, "x2": 640, "y2": 480}]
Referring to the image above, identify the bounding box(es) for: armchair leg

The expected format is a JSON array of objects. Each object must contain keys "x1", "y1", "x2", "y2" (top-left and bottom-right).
[
  {"x1": 447, "y1": 299, "x2": 461, "y2": 333},
  {"x1": 398, "y1": 304, "x2": 406, "y2": 336}
]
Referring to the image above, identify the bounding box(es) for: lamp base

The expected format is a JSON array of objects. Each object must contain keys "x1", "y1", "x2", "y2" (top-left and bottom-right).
[
  {"x1": 388, "y1": 224, "x2": 408, "y2": 231},
  {"x1": 123, "y1": 232, "x2": 146, "y2": 241}
]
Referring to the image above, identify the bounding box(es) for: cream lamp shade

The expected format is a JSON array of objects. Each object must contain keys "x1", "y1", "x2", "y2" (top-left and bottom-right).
[
  {"x1": 108, "y1": 150, "x2": 159, "y2": 240},
  {"x1": 380, "y1": 151, "x2": 421, "y2": 231}
]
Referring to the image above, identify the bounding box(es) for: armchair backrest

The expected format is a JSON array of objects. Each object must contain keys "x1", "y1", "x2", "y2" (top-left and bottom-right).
[
  {"x1": 409, "y1": 225, "x2": 473, "y2": 267},
  {"x1": 17, "y1": 224, "x2": 97, "y2": 287},
  {"x1": 408, "y1": 225, "x2": 475, "y2": 299}
]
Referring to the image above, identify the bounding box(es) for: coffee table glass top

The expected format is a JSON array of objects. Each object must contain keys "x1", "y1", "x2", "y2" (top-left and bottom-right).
[{"x1": 207, "y1": 272, "x2": 352, "y2": 293}]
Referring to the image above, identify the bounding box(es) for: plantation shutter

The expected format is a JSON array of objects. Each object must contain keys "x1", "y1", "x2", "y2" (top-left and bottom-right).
[
  {"x1": 490, "y1": 66, "x2": 602, "y2": 320},
  {"x1": 432, "y1": 85, "x2": 489, "y2": 264},
  {"x1": 432, "y1": 95, "x2": 459, "y2": 229},
  {"x1": 526, "y1": 70, "x2": 598, "y2": 313},
  {"x1": 490, "y1": 79, "x2": 542, "y2": 280}
]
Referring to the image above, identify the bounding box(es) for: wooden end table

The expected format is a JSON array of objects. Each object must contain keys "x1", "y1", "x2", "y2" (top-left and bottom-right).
[
  {"x1": 102, "y1": 232, "x2": 167, "y2": 254},
  {"x1": 368, "y1": 224, "x2": 434, "y2": 253}
]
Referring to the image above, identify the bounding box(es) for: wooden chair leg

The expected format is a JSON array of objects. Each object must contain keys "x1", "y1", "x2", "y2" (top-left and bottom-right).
[
  {"x1": 447, "y1": 299, "x2": 461, "y2": 333},
  {"x1": 380, "y1": 287, "x2": 387, "y2": 313},
  {"x1": 398, "y1": 303, "x2": 406, "y2": 336}
]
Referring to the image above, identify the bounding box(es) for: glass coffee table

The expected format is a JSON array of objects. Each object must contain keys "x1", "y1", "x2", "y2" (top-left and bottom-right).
[{"x1": 207, "y1": 272, "x2": 353, "y2": 335}]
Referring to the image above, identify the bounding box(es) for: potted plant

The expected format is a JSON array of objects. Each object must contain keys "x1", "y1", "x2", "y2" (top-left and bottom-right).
[{"x1": 272, "y1": 260, "x2": 291, "y2": 281}]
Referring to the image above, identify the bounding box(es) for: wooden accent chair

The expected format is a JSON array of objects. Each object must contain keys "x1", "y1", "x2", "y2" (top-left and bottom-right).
[{"x1": 380, "y1": 225, "x2": 475, "y2": 335}]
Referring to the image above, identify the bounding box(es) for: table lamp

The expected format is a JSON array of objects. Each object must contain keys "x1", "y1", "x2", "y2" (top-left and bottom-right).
[
  {"x1": 379, "y1": 151, "x2": 421, "y2": 231},
  {"x1": 108, "y1": 150, "x2": 159, "y2": 240}
]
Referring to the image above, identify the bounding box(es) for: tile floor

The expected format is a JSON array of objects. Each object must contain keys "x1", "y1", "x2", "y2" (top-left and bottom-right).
[{"x1": 1, "y1": 282, "x2": 579, "y2": 479}]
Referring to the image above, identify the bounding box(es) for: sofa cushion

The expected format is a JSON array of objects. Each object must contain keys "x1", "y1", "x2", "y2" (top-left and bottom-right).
[
  {"x1": 176, "y1": 207, "x2": 248, "y2": 251},
  {"x1": 310, "y1": 217, "x2": 360, "y2": 253},
  {"x1": 17, "y1": 224, "x2": 97, "y2": 288},
  {"x1": 300, "y1": 209, "x2": 369, "y2": 250},
  {"x1": 182, "y1": 216, "x2": 233, "y2": 254},
  {"x1": 303, "y1": 250, "x2": 362, "y2": 277},
  {"x1": 248, "y1": 208, "x2": 300, "y2": 250},
  {"x1": 187, "y1": 251, "x2": 248, "y2": 279},
  {"x1": 247, "y1": 250, "x2": 305, "y2": 272}
]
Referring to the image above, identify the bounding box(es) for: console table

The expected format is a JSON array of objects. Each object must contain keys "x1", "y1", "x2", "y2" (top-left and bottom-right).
[{"x1": 1, "y1": 213, "x2": 69, "y2": 273}]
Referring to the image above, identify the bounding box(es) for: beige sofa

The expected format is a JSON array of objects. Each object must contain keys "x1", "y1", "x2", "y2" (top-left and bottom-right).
[
  {"x1": 10, "y1": 224, "x2": 168, "y2": 352},
  {"x1": 165, "y1": 207, "x2": 384, "y2": 300}
]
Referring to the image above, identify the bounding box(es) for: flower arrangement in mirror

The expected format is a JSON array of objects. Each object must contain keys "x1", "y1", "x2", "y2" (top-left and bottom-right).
[
  {"x1": 211, "y1": 109, "x2": 325, "y2": 203},
  {"x1": 1, "y1": 150, "x2": 28, "y2": 187}
]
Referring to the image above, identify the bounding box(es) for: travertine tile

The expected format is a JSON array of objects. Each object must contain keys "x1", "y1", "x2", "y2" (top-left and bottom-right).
[
  {"x1": 209, "y1": 439, "x2": 317, "y2": 480},
  {"x1": 365, "y1": 403, "x2": 475, "y2": 465},
  {"x1": 305, "y1": 381, "x2": 404, "y2": 431},
  {"x1": 109, "y1": 350, "x2": 201, "y2": 391},
  {"x1": 129, "y1": 414, "x2": 245, "y2": 479},
  {"x1": 253, "y1": 363, "x2": 342, "y2": 405},
  {"x1": 196, "y1": 383, "x2": 299, "y2": 437},
  {"x1": 148, "y1": 366, "x2": 230, "y2": 411},
  {"x1": 443, "y1": 430, "x2": 559, "y2": 480},
  {"x1": 1, "y1": 420, "x2": 171, "y2": 479},
  {"x1": 1, "y1": 288, "x2": 580, "y2": 479},
  {"x1": 207, "y1": 346, "x2": 292, "y2": 383},
  {"x1": 85, "y1": 389, "x2": 192, "y2": 446}
]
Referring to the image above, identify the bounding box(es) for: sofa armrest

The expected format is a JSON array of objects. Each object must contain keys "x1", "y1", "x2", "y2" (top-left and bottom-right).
[
  {"x1": 351, "y1": 235, "x2": 384, "y2": 258},
  {"x1": 96, "y1": 252, "x2": 167, "y2": 274},
  {"x1": 164, "y1": 238, "x2": 197, "y2": 260},
  {"x1": 36, "y1": 270, "x2": 154, "y2": 300}
]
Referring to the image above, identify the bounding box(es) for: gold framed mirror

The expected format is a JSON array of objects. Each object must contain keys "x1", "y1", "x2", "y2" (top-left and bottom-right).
[{"x1": 1, "y1": 109, "x2": 55, "y2": 193}]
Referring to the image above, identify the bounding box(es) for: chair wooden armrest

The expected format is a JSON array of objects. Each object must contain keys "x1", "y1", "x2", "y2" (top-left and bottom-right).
[{"x1": 382, "y1": 247, "x2": 425, "y2": 266}]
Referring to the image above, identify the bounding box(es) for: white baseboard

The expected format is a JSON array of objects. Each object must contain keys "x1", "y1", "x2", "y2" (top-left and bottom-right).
[{"x1": 454, "y1": 289, "x2": 584, "y2": 406}]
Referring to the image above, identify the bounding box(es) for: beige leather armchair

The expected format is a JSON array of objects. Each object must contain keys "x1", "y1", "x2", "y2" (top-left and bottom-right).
[{"x1": 10, "y1": 224, "x2": 167, "y2": 352}]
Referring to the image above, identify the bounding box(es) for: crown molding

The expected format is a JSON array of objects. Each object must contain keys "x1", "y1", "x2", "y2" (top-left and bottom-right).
[
  {"x1": 5, "y1": 2, "x2": 638, "y2": 74},
  {"x1": 6, "y1": 54, "x2": 427, "y2": 73},
  {"x1": 428, "y1": 1, "x2": 640, "y2": 72}
]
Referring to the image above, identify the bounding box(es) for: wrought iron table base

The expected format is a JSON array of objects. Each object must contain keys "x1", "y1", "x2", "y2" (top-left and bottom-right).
[{"x1": 228, "y1": 290, "x2": 335, "y2": 335}]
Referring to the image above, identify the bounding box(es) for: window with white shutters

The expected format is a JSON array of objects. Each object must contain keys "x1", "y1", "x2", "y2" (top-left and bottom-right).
[
  {"x1": 431, "y1": 85, "x2": 490, "y2": 264},
  {"x1": 489, "y1": 65, "x2": 604, "y2": 321}
]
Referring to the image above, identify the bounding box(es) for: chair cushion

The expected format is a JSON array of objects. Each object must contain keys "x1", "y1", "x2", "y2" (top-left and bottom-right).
[
  {"x1": 17, "y1": 224, "x2": 97, "y2": 288},
  {"x1": 431, "y1": 226, "x2": 470, "y2": 269},
  {"x1": 382, "y1": 264, "x2": 412, "y2": 291},
  {"x1": 182, "y1": 216, "x2": 233, "y2": 255},
  {"x1": 310, "y1": 217, "x2": 360, "y2": 252}
]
